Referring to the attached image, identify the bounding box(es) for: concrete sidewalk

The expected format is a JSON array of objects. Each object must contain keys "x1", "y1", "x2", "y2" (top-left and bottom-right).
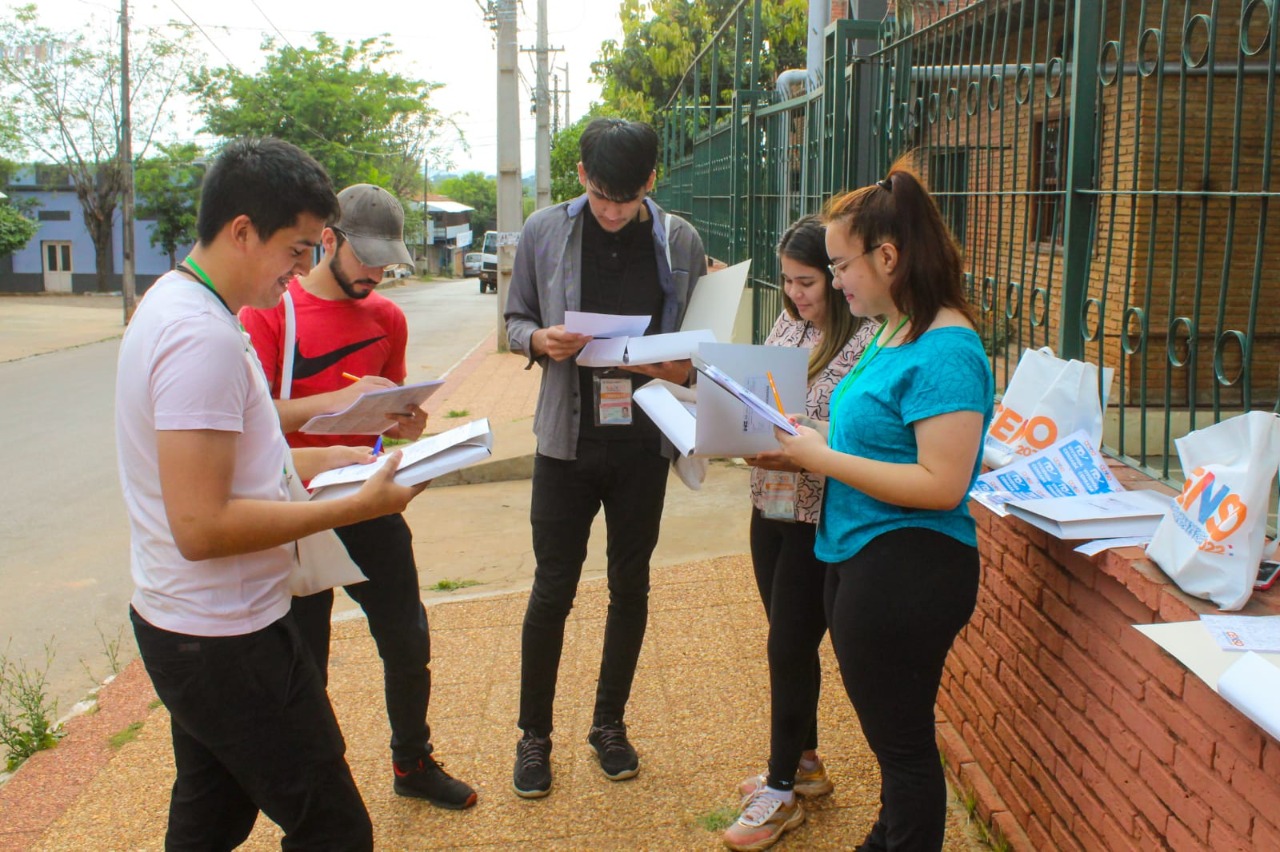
[{"x1": 0, "y1": 302, "x2": 984, "y2": 851}]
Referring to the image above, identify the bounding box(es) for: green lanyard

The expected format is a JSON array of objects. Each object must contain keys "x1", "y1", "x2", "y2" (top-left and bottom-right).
[
  {"x1": 182, "y1": 256, "x2": 234, "y2": 318},
  {"x1": 831, "y1": 315, "x2": 910, "y2": 419}
]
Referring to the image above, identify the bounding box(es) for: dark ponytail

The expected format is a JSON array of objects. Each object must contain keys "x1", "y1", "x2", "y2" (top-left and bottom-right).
[{"x1": 822, "y1": 154, "x2": 975, "y2": 342}]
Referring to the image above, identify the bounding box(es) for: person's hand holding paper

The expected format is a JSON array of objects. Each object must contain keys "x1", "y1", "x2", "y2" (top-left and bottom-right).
[{"x1": 533, "y1": 324, "x2": 593, "y2": 362}]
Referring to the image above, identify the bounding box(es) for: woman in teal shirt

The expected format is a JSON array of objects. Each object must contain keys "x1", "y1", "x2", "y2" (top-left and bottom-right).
[{"x1": 775, "y1": 162, "x2": 994, "y2": 851}]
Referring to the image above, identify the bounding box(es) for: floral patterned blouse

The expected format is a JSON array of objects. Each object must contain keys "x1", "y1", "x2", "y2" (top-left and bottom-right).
[{"x1": 749, "y1": 311, "x2": 880, "y2": 524}]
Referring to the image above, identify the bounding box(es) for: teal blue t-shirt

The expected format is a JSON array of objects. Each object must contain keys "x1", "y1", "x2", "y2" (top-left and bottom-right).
[{"x1": 815, "y1": 326, "x2": 994, "y2": 562}]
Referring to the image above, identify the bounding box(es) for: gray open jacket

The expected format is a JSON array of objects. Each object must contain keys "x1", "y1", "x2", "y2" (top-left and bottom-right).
[{"x1": 504, "y1": 194, "x2": 708, "y2": 461}]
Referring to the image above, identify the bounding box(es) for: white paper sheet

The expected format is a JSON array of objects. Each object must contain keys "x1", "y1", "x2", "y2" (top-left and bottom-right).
[
  {"x1": 299, "y1": 379, "x2": 444, "y2": 435},
  {"x1": 563, "y1": 311, "x2": 650, "y2": 338},
  {"x1": 1073, "y1": 536, "x2": 1153, "y2": 556},
  {"x1": 1201, "y1": 614, "x2": 1280, "y2": 654},
  {"x1": 1217, "y1": 652, "x2": 1280, "y2": 741},
  {"x1": 693, "y1": 357, "x2": 798, "y2": 436},
  {"x1": 679, "y1": 259, "x2": 751, "y2": 342}
]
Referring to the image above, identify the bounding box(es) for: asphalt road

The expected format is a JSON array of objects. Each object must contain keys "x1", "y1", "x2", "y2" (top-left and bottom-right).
[{"x1": 0, "y1": 276, "x2": 499, "y2": 720}]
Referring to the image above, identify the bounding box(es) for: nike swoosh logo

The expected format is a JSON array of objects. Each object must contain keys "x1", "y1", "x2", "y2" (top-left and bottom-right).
[{"x1": 292, "y1": 336, "x2": 386, "y2": 380}]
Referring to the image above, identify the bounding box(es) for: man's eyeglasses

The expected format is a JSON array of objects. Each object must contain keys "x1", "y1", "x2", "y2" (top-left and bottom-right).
[{"x1": 827, "y1": 244, "x2": 881, "y2": 279}]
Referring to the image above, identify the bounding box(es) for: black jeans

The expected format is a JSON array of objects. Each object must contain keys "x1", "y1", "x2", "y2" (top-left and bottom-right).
[
  {"x1": 130, "y1": 607, "x2": 371, "y2": 852},
  {"x1": 824, "y1": 528, "x2": 979, "y2": 852},
  {"x1": 749, "y1": 508, "x2": 828, "y2": 789},
  {"x1": 518, "y1": 439, "x2": 669, "y2": 735},
  {"x1": 291, "y1": 512, "x2": 433, "y2": 765}
]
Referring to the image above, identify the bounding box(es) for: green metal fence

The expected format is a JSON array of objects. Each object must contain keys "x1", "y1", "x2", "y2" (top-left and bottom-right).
[{"x1": 655, "y1": 0, "x2": 1279, "y2": 503}]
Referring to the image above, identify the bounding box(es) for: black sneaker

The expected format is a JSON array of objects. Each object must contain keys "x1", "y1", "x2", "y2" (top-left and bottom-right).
[
  {"x1": 513, "y1": 733, "x2": 553, "y2": 798},
  {"x1": 393, "y1": 755, "x2": 478, "y2": 809},
  {"x1": 587, "y1": 722, "x2": 640, "y2": 780}
]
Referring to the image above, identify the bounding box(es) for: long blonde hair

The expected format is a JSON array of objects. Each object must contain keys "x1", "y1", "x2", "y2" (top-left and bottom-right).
[{"x1": 778, "y1": 215, "x2": 864, "y2": 383}]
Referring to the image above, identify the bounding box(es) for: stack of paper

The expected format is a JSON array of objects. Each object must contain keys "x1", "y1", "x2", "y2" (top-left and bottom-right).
[
  {"x1": 969, "y1": 429, "x2": 1125, "y2": 516},
  {"x1": 1003, "y1": 490, "x2": 1172, "y2": 540},
  {"x1": 307, "y1": 418, "x2": 493, "y2": 500}
]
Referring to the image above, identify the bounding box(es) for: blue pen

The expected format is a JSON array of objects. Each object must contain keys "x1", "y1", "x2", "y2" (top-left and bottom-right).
[{"x1": 372, "y1": 436, "x2": 383, "y2": 456}]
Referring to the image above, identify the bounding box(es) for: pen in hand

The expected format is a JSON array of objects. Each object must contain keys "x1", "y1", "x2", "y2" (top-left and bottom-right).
[
  {"x1": 372, "y1": 436, "x2": 384, "y2": 456},
  {"x1": 766, "y1": 371, "x2": 786, "y2": 416},
  {"x1": 342, "y1": 372, "x2": 360, "y2": 382}
]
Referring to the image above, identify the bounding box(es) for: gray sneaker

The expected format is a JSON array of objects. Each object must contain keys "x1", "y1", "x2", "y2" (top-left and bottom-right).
[
  {"x1": 587, "y1": 722, "x2": 640, "y2": 780},
  {"x1": 513, "y1": 733, "x2": 553, "y2": 798}
]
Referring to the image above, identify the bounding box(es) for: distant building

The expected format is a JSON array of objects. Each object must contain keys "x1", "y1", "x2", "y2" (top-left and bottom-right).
[
  {"x1": 0, "y1": 165, "x2": 172, "y2": 294},
  {"x1": 411, "y1": 195, "x2": 475, "y2": 277}
]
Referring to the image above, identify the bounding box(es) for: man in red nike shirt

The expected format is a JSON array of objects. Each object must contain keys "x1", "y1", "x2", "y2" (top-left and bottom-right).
[{"x1": 240, "y1": 184, "x2": 476, "y2": 810}]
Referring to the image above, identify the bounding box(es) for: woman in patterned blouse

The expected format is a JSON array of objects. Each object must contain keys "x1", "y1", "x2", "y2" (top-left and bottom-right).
[{"x1": 724, "y1": 215, "x2": 877, "y2": 852}]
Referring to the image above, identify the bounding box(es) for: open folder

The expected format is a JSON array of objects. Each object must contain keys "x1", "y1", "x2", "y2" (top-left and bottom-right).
[
  {"x1": 570, "y1": 260, "x2": 752, "y2": 367},
  {"x1": 306, "y1": 418, "x2": 493, "y2": 500},
  {"x1": 299, "y1": 379, "x2": 444, "y2": 435},
  {"x1": 633, "y1": 342, "x2": 807, "y2": 457}
]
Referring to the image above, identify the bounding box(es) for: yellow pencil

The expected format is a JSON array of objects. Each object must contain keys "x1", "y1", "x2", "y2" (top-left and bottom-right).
[
  {"x1": 766, "y1": 371, "x2": 786, "y2": 416},
  {"x1": 342, "y1": 372, "x2": 360, "y2": 382}
]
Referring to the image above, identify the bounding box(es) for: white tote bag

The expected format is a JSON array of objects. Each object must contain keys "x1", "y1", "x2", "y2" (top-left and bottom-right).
[
  {"x1": 1146, "y1": 411, "x2": 1280, "y2": 611},
  {"x1": 285, "y1": 452, "x2": 368, "y2": 597},
  {"x1": 984, "y1": 347, "x2": 1114, "y2": 469}
]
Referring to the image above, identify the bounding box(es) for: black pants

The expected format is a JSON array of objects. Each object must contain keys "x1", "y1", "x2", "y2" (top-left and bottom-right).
[
  {"x1": 291, "y1": 512, "x2": 433, "y2": 765},
  {"x1": 518, "y1": 439, "x2": 669, "y2": 735},
  {"x1": 749, "y1": 508, "x2": 828, "y2": 789},
  {"x1": 824, "y1": 528, "x2": 979, "y2": 852},
  {"x1": 131, "y1": 607, "x2": 372, "y2": 852}
]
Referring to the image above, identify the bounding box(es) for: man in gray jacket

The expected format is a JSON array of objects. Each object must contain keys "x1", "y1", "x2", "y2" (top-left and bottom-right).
[{"x1": 504, "y1": 118, "x2": 707, "y2": 798}]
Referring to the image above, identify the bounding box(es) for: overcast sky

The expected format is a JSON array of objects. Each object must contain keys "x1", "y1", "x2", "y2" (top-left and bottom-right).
[{"x1": 13, "y1": 0, "x2": 626, "y2": 175}]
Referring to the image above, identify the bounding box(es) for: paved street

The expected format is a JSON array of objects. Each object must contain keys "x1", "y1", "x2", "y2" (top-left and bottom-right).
[{"x1": 0, "y1": 277, "x2": 496, "y2": 719}]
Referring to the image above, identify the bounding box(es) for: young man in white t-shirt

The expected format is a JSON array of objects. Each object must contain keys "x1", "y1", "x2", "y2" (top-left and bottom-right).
[{"x1": 115, "y1": 137, "x2": 425, "y2": 850}]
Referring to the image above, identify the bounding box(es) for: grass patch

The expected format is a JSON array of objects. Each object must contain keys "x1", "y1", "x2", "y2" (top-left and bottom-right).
[
  {"x1": 149, "y1": 699, "x2": 164, "y2": 710},
  {"x1": 694, "y1": 804, "x2": 739, "y2": 833},
  {"x1": 445, "y1": 409, "x2": 469, "y2": 418},
  {"x1": 108, "y1": 721, "x2": 144, "y2": 750},
  {"x1": 429, "y1": 579, "x2": 482, "y2": 592}
]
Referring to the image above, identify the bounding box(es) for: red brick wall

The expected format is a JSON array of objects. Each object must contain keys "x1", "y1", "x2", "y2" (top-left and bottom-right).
[{"x1": 941, "y1": 464, "x2": 1280, "y2": 849}]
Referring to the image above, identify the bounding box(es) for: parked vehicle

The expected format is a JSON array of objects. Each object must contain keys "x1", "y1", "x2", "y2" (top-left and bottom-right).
[
  {"x1": 479, "y1": 231, "x2": 498, "y2": 293},
  {"x1": 463, "y1": 252, "x2": 482, "y2": 278}
]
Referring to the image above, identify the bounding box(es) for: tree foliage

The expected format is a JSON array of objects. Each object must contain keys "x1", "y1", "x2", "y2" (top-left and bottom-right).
[
  {"x1": 436, "y1": 172, "x2": 497, "y2": 235},
  {"x1": 189, "y1": 34, "x2": 456, "y2": 200},
  {"x1": 134, "y1": 142, "x2": 203, "y2": 268},
  {"x1": 550, "y1": 115, "x2": 598, "y2": 203},
  {"x1": 0, "y1": 4, "x2": 193, "y2": 291},
  {"x1": 0, "y1": 203, "x2": 38, "y2": 258},
  {"x1": 591, "y1": 0, "x2": 809, "y2": 125}
]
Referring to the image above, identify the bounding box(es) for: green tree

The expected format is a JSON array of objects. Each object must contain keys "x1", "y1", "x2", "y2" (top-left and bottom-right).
[
  {"x1": 134, "y1": 142, "x2": 203, "y2": 268},
  {"x1": 592, "y1": 0, "x2": 808, "y2": 125},
  {"x1": 0, "y1": 202, "x2": 37, "y2": 258},
  {"x1": 189, "y1": 34, "x2": 456, "y2": 200},
  {"x1": 436, "y1": 172, "x2": 497, "y2": 235},
  {"x1": 550, "y1": 115, "x2": 598, "y2": 203},
  {"x1": 0, "y1": 4, "x2": 193, "y2": 292}
]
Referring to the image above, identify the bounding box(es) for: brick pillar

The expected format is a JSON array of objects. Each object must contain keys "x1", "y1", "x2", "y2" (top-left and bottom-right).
[{"x1": 830, "y1": 0, "x2": 847, "y2": 20}]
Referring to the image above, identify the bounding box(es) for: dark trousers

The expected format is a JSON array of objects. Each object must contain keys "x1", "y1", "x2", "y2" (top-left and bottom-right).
[
  {"x1": 824, "y1": 528, "x2": 979, "y2": 852},
  {"x1": 130, "y1": 607, "x2": 372, "y2": 852},
  {"x1": 518, "y1": 439, "x2": 669, "y2": 735},
  {"x1": 291, "y1": 512, "x2": 433, "y2": 765},
  {"x1": 749, "y1": 508, "x2": 828, "y2": 789}
]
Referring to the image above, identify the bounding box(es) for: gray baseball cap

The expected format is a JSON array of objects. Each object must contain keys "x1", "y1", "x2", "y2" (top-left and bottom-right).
[{"x1": 335, "y1": 184, "x2": 414, "y2": 268}]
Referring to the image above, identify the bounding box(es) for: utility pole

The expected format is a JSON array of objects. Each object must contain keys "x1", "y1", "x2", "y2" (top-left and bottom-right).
[
  {"x1": 534, "y1": 0, "x2": 551, "y2": 210},
  {"x1": 119, "y1": 0, "x2": 136, "y2": 324},
  {"x1": 494, "y1": 0, "x2": 521, "y2": 351},
  {"x1": 561, "y1": 63, "x2": 570, "y2": 128},
  {"x1": 552, "y1": 73, "x2": 560, "y2": 136}
]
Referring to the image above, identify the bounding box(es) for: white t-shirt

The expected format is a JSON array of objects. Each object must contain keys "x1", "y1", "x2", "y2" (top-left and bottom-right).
[{"x1": 115, "y1": 272, "x2": 294, "y2": 636}]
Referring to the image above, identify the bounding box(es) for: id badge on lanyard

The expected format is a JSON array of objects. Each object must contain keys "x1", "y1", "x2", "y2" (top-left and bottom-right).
[
  {"x1": 593, "y1": 368, "x2": 633, "y2": 426},
  {"x1": 761, "y1": 470, "x2": 798, "y2": 521}
]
